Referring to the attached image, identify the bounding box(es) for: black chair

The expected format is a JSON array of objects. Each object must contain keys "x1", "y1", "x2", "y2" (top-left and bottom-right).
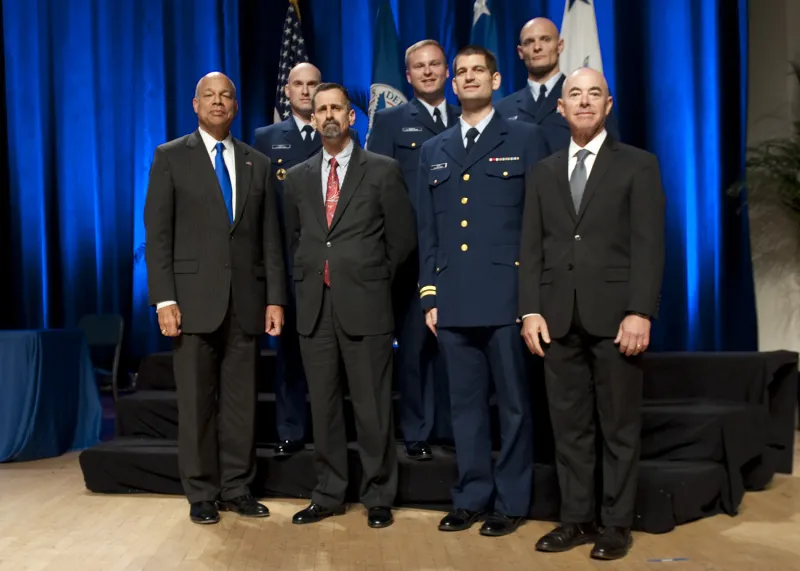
[{"x1": 78, "y1": 314, "x2": 125, "y2": 402}]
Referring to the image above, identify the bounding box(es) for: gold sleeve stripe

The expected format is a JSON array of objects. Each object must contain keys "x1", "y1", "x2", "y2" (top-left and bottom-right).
[
  {"x1": 419, "y1": 286, "x2": 437, "y2": 293},
  {"x1": 420, "y1": 291, "x2": 436, "y2": 298}
]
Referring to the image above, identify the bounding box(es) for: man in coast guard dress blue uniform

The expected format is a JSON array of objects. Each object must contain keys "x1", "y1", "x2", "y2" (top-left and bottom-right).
[
  {"x1": 495, "y1": 18, "x2": 619, "y2": 151},
  {"x1": 416, "y1": 46, "x2": 550, "y2": 537},
  {"x1": 253, "y1": 62, "x2": 360, "y2": 456},
  {"x1": 368, "y1": 39, "x2": 460, "y2": 460}
]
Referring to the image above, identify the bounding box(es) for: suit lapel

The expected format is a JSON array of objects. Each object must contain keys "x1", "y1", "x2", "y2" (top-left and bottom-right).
[
  {"x1": 517, "y1": 88, "x2": 539, "y2": 122},
  {"x1": 328, "y1": 145, "x2": 366, "y2": 232},
  {"x1": 442, "y1": 127, "x2": 466, "y2": 167},
  {"x1": 306, "y1": 153, "x2": 327, "y2": 231},
  {"x1": 462, "y1": 113, "x2": 504, "y2": 171},
  {"x1": 231, "y1": 140, "x2": 251, "y2": 232},
  {"x1": 186, "y1": 130, "x2": 230, "y2": 226},
  {"x1": 535, "y1": 75, "x2": 565, "y2": 122},
  {"x1": 554, "y1": 150, "x2": 576, "y2": 222},
  {"x1": 410, "y1": 99, "x2": 439, "y2": 135},
  {"x1": 576, "y1": 138, "x2": 616, "y2": 222}
]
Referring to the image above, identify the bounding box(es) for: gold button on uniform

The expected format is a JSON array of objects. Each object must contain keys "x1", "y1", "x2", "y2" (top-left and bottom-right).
[
  {"x1": 461, "y1": 244, "x2": 468, "y2": 252},
  {"x1": 503, "y1": 171, "x2": 508, "y2": 177},
  {"x1": 461, "y1": 220, "x2": 468, "y2": 227},
  {"x1": 461, "y1": 197, "x2": 468, "y2": 204},
  {"x1": 411, "y1": 142, "x2": 416, "y2": 148},
  {"x1": 463, "y1": 174, "x2": 470, "y2": 181},
  {"x1": 434, "y1": 179, "x2": 438, "y2": 184},
  {"x1": 515, "y1": 261, "x2": 520, "y2": 266},
  {"x1": 277, "y1": 158, "x2": 283, "y2": 164}
]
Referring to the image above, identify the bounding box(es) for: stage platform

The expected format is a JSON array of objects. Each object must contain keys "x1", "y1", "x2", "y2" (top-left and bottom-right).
[{"x1": 79, "y1": 350, "x2": 799, "y2": 534}]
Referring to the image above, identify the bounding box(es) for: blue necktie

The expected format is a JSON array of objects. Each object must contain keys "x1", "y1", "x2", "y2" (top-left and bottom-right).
[{"x1": 215, "y1": 142, "x2": 234, "y2": 223}]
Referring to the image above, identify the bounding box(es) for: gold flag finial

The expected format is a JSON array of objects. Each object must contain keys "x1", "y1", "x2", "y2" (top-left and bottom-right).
[{"x1": 290, "y1": 0, "x2": 301, "y2": 22}]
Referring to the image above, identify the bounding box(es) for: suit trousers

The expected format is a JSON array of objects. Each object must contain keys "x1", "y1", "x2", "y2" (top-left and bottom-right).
[
  {"x1": 299, "y1": 287, "x2": 398, "y2": 508},
  {"x1": 544, "y1": 300, "x2": 643, "y2": 527},
  {"x1": 172, "y1": 294, "x2": 258, "y2": 504},
  {"x1": 437, "y1": 325, "x2": 533, "y2": 516}
]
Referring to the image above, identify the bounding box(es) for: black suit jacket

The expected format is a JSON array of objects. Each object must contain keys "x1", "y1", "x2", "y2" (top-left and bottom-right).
[
  {"x1": 283, "y1": 145, "x2": 417, "y2": 337},
  {"x1": 144, "y1": 130, "x2": 288, "y2": 335},
  {"x1": 519, "y1": 137, "x2": 665, "y2": 339}
]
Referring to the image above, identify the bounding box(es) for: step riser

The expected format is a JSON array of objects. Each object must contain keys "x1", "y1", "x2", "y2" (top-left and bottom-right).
[{"x1": 79, "y1": 442, "x2": 732, "y2": 535}]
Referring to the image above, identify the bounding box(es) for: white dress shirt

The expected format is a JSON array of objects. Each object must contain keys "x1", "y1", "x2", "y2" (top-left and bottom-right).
[
  {"x1": 568, "y1": 129, "x2": 607, "y2": 180},
  {"x1": 292, "y1": 114, "x2": 315, "y2": 141},
  {"x1": 527, "y1": 72, "x2": 563, "y2": 101},
  {"x1": 321, "y1": 139, "x2": 354, "y2": 200},
  {"x1": 156, "y1": 128, "x2": 237, "y2": 311},
  {"x1": 418, "y1": 99, "x2": 449, "y2": 128},
  {"x1": 459, "y1": 108, "x2": 495, "y2": 147},
  {"x1": 521, "y1": 129, "x2": 609, "y2": 321}
]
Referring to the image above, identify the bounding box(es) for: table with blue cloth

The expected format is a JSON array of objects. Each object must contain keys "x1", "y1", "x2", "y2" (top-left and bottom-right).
[{"x1": 0, "y1": 330, "x2": 102, "y2": 462}]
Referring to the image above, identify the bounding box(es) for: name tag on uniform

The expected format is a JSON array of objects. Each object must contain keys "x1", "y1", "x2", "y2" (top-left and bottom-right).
[
  {"x1": 272, "y1": 144, "x2": 291, "y2": 149},
  {"x1": 488, "y1": 157, "x2": 520, "y2": 162},
  {"x1": 431, "y1": 163, "x2": 448, "y2": 170},
  {"x1": 402, "y1": 127, "x2": 423, "y2": 132}
]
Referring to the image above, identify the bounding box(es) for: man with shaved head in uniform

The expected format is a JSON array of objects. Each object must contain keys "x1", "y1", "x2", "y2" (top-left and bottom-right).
[
  {"x1": 496, "y1": 17, "x2": 619, "y2": 150},
  {"x1": 145, "y1": 72, "x2": 287, "y2": 524},
  {"x1": 519, "y1": 67, "x2": 665, "y2": 560},
  {"x1": 253, "y1": 63, "x2": 360, "y2": 456}
]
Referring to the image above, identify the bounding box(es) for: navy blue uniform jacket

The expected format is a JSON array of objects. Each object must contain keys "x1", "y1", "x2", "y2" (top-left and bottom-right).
[{"x1": 416, "y1": 113, "x2": 551, "y2": 328}]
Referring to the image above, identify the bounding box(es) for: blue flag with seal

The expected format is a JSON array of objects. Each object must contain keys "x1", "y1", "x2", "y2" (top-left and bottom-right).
[
  {"x1": 365, "y1": 1, "x2": 407, "y2": 148},
  {"x1": 470, "y1": 0, "x2": 504, "y2": 99}
]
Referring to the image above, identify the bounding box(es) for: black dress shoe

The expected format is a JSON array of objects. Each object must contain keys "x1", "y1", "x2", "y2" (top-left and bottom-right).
[
  {"x1": 479, "y1": 513, "x2": 524, "y2": 537},
  {"x1": 190, "y1": 501, "x2": 220, "y2": 524},
  {"x1": 292, "y1": 503, "x2": 346, "y2": 525},
  {"x1": 367, "y1": 506, "x2": 394, "y2": 528},
  {"x1": 536, "y1": 522, "x2": 599, "y2": 552},
  {"x1": 591, "y1": 526, "x2": 632, "y2": 560},
  {"x1": 274, "y1": 440, "x2": 304, "y2": 456},
  {"x1": 404, "y1": 441, "x2": 433, "y2": 461},
  {"x1": 438, "y1": 508, "x2": 485, "y2": 532},
  {"x1": 217, "y1": 494, "x2": 270, "y2": 517}
]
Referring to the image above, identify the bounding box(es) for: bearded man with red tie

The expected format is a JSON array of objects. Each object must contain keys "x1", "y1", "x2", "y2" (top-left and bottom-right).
[{"x1": 283, "y1": 83, "x2": 417, "y2": 528}]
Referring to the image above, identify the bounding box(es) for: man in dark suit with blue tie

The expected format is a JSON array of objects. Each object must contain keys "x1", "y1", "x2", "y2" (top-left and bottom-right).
[
  {"x1": 145, "y1": 72, "x2": 287, "y2": 524},
  {"x1": 416, "y1": 46, "x2": 550, "y2": 536},
  {"x1": 368, "y1": 39, "x2": 460, "y2": 460},
  {"x1": 496, "y1": 18, "x2": 619, "y2": 151},
  {"x1": 253, "y1": 62, "x2": 359, "y2": 456}
]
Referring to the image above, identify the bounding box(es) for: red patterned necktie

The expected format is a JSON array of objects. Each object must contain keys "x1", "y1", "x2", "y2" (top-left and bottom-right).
[{"x1": 324, "y1": 157, "x2": 340, "y2": 286}]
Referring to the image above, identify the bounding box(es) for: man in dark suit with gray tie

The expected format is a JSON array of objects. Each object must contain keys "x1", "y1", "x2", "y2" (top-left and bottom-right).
[
  {"x1": 283, "y1": 83, "x2": 416, "y2": 528},
  {"x1": 496, "y1": 18, "x2": 619, "y2": 150},
  {"x1": 252, "y1": 63, "x2": 360, "y2": 456},
  {"x1": 519, "y1": 67, "x2": 665, "y2": 560},
  {"x1": 368, "y1": 39, "x2": 460, "y2": 460},
  {"x1": 145, "y1": 72, "x2": 287, "y2": 524}
]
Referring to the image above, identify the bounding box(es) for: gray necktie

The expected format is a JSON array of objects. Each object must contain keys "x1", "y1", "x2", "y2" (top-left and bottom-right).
[{"x1": 570, "y1": 149, "x2": 591, "y2": 213}]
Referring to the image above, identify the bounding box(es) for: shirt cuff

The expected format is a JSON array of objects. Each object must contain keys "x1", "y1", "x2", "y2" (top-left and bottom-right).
[{"x1": 156, "y1": 301, "x2": 177, "y2": 310}]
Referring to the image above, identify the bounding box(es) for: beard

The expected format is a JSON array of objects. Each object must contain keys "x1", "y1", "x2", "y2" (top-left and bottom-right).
[{"x1": 322, "y1": 122, "x2": 342, "y2": 138}]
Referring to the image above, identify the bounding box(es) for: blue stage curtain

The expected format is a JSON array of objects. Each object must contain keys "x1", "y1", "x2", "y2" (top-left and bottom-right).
[{"x1": 1, "y1": 0, "x2": 755, "y2": 355}]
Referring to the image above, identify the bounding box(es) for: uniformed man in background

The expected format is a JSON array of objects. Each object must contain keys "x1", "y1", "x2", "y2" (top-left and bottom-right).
[{"x1": 368, "y1": 39, "x2": 460, "y2": 460}]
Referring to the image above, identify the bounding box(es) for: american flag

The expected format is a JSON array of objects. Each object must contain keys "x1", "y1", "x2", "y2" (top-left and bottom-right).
[{"x1": 273, "y1": 0, "x2": 309, "y2": 123}]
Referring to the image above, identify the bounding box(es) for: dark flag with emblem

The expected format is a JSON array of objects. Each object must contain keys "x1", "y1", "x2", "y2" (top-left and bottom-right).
[{"x1": 273, "y1": 0, "x2": 309, "y2": 123}]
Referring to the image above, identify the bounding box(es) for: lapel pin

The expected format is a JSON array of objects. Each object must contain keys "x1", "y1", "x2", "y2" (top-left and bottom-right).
[{"x1": 246, "y1": 161, "x2": 252, "y2": 166}]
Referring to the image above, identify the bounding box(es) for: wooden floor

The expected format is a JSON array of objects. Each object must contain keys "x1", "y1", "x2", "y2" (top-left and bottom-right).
[{"x1": 3, "y1": 445, "x2": 800, "y2": 571}]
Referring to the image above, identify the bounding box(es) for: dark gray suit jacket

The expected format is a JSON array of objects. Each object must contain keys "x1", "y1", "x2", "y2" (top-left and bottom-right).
[
  {"x1": 144, "y1": 130, "x2": 287, "y2": 335},
  {"x1": 518, "y1": 137, "x2": 665, "y2": 339},
  {"x1": 283, "y1": 145, "x2": 417, "y2": 337}
]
